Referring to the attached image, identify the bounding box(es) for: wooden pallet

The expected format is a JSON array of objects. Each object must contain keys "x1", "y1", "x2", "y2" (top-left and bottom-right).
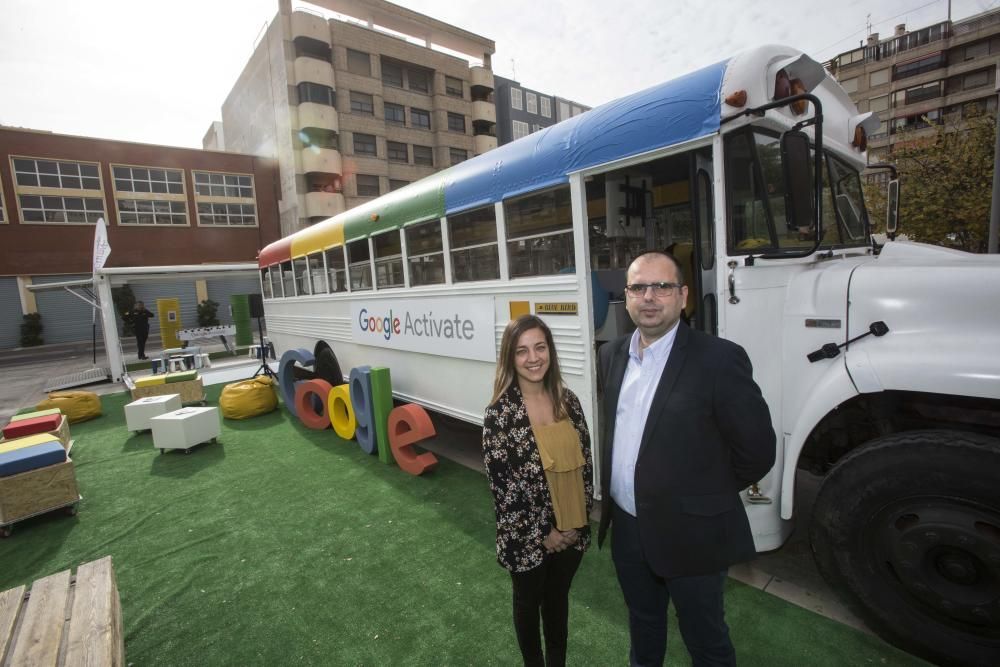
[
  {"x1": 0, "y1": 458, "x2": 79, "y2": 530},
  {"x1": 0, "y1": 556, "x2": 124, "y2": 666}
]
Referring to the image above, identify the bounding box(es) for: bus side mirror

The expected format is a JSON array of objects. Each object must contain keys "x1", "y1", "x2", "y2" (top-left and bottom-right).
[
  {"x1": 886, "y1": 178, "x2": 900, "y2": 239},
  {"x1": 780, "y1": 130, "x2": 815, "y2": 233}
]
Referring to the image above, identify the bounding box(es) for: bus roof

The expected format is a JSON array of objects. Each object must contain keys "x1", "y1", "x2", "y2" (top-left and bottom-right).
[{"x1": 260, "y1": 58, "x2": 729, "y2": 267}]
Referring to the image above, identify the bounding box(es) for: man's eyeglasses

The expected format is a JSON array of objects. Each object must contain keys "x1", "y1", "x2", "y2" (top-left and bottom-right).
[{"x1": 625, "y1": 282, "x2": 683, "y2": 298}]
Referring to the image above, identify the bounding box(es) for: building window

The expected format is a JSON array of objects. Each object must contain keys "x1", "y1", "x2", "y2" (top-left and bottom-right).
[
  {"x1": 298, "y1": 82, "x2": 335, "y2": 106},
  {"x1": 299, "y1": 127, "x2": 338, "y2": 150},
  {"x1": 347, "y1": 49, "x2": 371, "y2": 76},
  {"x1": 893, "y1": 53, "x2": 945, "y2": 81},
  {"x1": 504, "y1": 186, "x2": 575, "y2": 278},
  {"x1": 384, "y1": 102, "x2": 405, "y2": 125},
  {"x1": 411, "y1": 107, "x2": 431, "y2": 130},
  {"x1": 512, "y1": 120, "x2": 530, "y2": 140},
  {"x1": 18, "y1": 195, "x2": 105, "y2": 224},
  {"x1": 526, "y1": 92, "x2": 537, "y2": 114},
  {"x1": 408, "y1": 68, "x2": 430, "y2": 93},
  {"x1": 381, "y1": 61, "x2": 403, "y2": 88},
  {"x1": 347, "y1": 238, "x2": 372, "y2": 290},
  {"x1": 389, "y1": 179, "x2": 409, "y2": 191},
  {"x1": 870, "y1": 69, "x2": 890, "y2": 87},
  {"x1": 118, "y1": 199, "x2": 188, "y2": 225},
  {"x1": 350, "y1": 91, "x2": 374, "y2": 115},
  {"x1": 869, "y1": 95, "x2": 889, "y2": 113},
  {"x1": 413, "y1": 145, "x2": 434, "y2": 166},
  {"x1": 406, "y1": 219, "x2": 445, "y2": 286},
  {"x1": 112, "y1": 165, "x2": 187, "y2": 225},
  {"x1": 540, "y1": 97, "x2": 552, "y2": 118},
  {"x1": 963, "y1": 69, "x2": 990, "y2": 90},
  {"x1": 511, "y1": 88, "x2": 523, "y2": 110},
  {"x1": 353, "y1": 133, "x2": 377, "y2": 157},
  {"x1": 869, "y1": 119, "x2": 889, "y2": 139},
  {"x1": 374, "y1": 231, "x2": 404, "y2": 288},
  {"x1": 445, "y1": 76, "x2": 463, "y2": 97},
  {"x1": 0, "y1": 187, "x2": 5, "y2": 223},
  {"x1": 387, "y1": 141, "x2": 408, "y2": 163},
  {"x1": 558, "y1": 101, "x2": 570, "y2": 120},
  {"x1": 112, "y1": 165, "x2": 184, "y2": 194},
  {"x1": 193, "y1": 171, "x2": 257, "y2": 226},
  {"x1": 447, "y1": 112, "x2": 465, "y2": 133},
  {"x1": 13, "y1": 158, "x2": 101, "y2": 190},
  {"x1": 840, "y1": 77, "x2": 858, "y2": 93},
  {"x1": 448, "y1": 205, "x2": 499, "y2": 282},
  {"x1": 449, "y1": 148, "x2": 468, "y2": 165},
  {"x1": 356, "y1": 174, "x2": 380, "y2": 197},
  {"x1": 895, "y1": 81, "x2": 941, "y2": 106},
  {"x1": 965, "y1": 41, "x2": 990, "y2": 61},
  {"x1": 532, "y1": 124, "x2": 542, "y2": 133},
  {"x1": 294, "y1": 36, "x2": 332, "y2": 63}
]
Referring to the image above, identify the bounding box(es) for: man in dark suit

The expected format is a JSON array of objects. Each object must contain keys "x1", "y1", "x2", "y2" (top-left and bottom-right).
[{"x1": 597, "y1": 251, "x2": 775, "y2": 666}]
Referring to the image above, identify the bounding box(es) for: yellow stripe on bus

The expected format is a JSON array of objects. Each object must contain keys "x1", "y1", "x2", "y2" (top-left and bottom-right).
[{"x1": 290, "y1": 219, "x2": 346, "y2": 258}]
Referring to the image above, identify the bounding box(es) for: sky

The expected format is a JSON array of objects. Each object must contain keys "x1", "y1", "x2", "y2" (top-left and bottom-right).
[{"x1": 1, "y1": 0, "x2": 997, "y2": 148}]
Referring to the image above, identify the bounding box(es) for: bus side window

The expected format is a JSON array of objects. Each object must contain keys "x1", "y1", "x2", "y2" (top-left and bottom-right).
[
  {"x1": 373, "y1": 230, "x2": 404, "y2": 289},
  {"x1": 280, "y1": 260, "x2": 294, "y2": 297},
  {"x1": 406, "y1": 219, "x2": 446, "y2": 286},
  {"x1": 448, "y1": 206, "x2": 500, "y2": 282},
  {"x1": 347, "y1": 239, "x2": 372, "y2": 291},
  {"x1": 504, "y1": 185, "x2": 575, "y2": 278},
  {"x1": 260, "y1": 267, "x2": 273, "y2": 299},
  {"x1": 324, "y1": 247, "x2": 347, "y2": 293}
]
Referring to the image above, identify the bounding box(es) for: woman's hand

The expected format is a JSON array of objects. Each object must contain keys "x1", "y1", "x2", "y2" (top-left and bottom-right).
[{"x1": 542, "y1": 527, "x2": 576, "y2": 553}]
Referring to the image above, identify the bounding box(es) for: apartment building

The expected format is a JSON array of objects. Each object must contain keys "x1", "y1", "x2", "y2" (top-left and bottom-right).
[
  {"x1": 493, "y1": 75, "x2": 590, "y2": 145},
  {"x1": 212, "y1": 0, "x2": 497, "y2": 238},
  {"x1": 0, "y1": 126, "x2": 280, "y2": 348},
  {"x1": 826, "y1": 8, "x2": 1000, "y2": 164}
]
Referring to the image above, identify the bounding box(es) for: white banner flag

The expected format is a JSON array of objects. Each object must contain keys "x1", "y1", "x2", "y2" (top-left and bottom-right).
[{"x1": 92, "y1": 217, "x2": 111, "y2": 272}]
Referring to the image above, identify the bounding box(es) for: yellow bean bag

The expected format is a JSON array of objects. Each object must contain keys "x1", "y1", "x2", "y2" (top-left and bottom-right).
[
  {"x1": 35, "y1": 391, "x2": 102, "y2": 424},
  {"x1": 219, "y1": 377, "x2": 278, "y2": 420}
]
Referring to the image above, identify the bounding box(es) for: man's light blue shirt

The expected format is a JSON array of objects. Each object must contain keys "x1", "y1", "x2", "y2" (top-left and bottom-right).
[{"x1": 609, "y1": 322, "x2": 679, "y2": 516}]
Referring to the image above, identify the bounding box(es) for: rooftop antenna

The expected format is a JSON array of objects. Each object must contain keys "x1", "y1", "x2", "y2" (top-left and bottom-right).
[
  {"x1": 866, "y1": 13, "x2": 871, "y2": 36},
  {"x1": 511, "y1": 58, "x2": 516, "y2": 81}
]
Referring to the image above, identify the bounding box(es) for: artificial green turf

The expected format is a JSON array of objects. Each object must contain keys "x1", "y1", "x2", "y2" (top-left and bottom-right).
[{"x1": 0, "y1": 390, "x2": 927, "y2": 666}]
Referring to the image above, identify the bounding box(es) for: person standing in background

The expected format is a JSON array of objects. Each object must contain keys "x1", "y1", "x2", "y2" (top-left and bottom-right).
[{"x1": 127, "y1": 301, "x2": 154, "y2": 360}]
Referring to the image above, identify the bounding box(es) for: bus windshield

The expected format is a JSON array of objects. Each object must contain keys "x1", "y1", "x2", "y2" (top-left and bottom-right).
[{"x1": 725, "y1": 128, "x2": 870, "y2": 252}]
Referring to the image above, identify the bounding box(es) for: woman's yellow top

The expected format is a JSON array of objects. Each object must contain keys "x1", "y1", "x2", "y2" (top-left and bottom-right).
[{"x1": 532, "y1": 419, "x2": 587, "y2": 531}]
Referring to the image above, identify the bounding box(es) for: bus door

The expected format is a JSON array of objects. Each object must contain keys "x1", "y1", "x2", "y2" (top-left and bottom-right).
[{"x1": 689, "y1": 149, "x2": 718, "y2": 335}]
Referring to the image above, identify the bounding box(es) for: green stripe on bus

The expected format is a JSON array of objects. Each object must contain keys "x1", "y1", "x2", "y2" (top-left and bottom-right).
[{"x1": 341, "y1": 176, "x2": 446, "y2": 242}]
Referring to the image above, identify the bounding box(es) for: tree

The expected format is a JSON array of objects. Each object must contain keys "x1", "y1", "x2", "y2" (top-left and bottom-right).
[
  {"x1": 864, "y1": 107, "x2": 995, "y2": 253},
  {"x1": 197, "y1": 299, "x2": 221, "y2": 327}
]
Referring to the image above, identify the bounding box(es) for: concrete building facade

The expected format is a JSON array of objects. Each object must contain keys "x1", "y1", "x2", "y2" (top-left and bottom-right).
[
  {"x1": 825, "y1": 8, "x2": 1000, "y2": 165},
  {"x1": 215, "y1": 0, "x2": 497, "y2": 238},
  {"x1": 0, "y1": 126, "x2": 280, "y2": 348},
  {"x1": 493, "y1": 75, "x2": 589, "y2": 145}
]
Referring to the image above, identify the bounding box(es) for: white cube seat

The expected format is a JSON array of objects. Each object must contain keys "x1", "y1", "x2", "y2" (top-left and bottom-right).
[
  {"x1": 150, "y1": 407, "x2": 221, "y2": 453},
  {"x1": 124, "y1": 394, "x2": 182, "y2": 432}
]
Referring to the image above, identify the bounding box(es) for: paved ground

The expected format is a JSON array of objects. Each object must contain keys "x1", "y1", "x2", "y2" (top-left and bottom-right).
[{"x1": 0, "y1": 337, "x2": 869, "y2": 636}]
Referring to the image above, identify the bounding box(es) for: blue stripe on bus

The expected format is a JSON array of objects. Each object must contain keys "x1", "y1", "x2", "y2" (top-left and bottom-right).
[{"x1": 442, "y1": 58, "x2": 728, "y2": 215}]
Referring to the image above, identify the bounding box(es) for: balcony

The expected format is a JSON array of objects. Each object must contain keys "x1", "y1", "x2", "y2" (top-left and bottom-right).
[
  {"x1": 474, "y1": 134, "x2": 498, "y2": 154},
  {"x1": 291, "y1": 10, "x2": 329, "y2": 44},
  {"x1": 301, "y1": 147, "x2": 342, "y2": 176},
  {"x1": 298, "y1": 102, "x2": 339, "y2": 133},
  {"x1": 470, "y1": 66, "x2": 494, "y2": 91},
  {"x1": 305, "y1": 191, "x2": 346, "y2": 219},
  {"x1": 294, "y1": 57, "x2": 334, "y2": 89},
  {"x1": 472, "y1": 100, "x2": 496, "y2": 124}
]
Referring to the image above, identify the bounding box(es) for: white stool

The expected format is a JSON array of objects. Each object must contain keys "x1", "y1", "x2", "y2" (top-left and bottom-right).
[
  {"x1": 150, "y1": 407, "x2": 221, "y2": 454},
  {"x1": 167, "y1": 356, "x2": 186, "y2": 372},
  {"x1": 124, "y1": 394, "x2": 182, "y2": 432}
]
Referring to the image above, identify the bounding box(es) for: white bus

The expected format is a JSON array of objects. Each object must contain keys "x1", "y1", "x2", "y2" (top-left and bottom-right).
[{"x1": 258, "y1": 45, "x2": 1000, "y2": 665}]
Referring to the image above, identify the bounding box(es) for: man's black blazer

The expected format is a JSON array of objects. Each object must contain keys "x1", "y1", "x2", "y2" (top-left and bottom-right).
[{"x1": 596, "y1": 322, "x2": 776, "y2": 578}]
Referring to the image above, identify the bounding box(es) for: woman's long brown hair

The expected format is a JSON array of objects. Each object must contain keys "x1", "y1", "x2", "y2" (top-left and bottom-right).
[{"x1": 490, "y1": 314, "x2": 568, "y2": 420}]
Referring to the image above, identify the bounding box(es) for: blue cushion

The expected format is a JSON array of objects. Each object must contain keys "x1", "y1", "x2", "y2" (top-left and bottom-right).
[{"x1": 0, "y1": 442, "x2": 67, "y2": 477}]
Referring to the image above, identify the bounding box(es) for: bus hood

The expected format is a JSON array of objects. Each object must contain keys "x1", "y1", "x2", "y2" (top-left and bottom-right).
[{"x1": 845, "y1": 241, "x2": 1000, "y2": 399}]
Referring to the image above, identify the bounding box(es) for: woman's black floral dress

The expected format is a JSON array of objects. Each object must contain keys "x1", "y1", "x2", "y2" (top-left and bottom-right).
[{"x1": 482, "y1": 384, "x2": 594, "y2": 573}]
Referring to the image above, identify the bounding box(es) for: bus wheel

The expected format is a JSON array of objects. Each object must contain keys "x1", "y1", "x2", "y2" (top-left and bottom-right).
[
  {"x1": 809, "y1": 430, "x2": 1000, "y2": 666},
  {"x1": 314, "y1": 344, "x2": 345, "y2": 387}
]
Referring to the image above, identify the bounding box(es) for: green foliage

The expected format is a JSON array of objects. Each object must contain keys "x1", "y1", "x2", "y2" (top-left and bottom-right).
[
  {"x1": 112, "y1": 284, "x2": 136, "y2": 335},
  {"x1": 197, "y1": 299, "x2": 221, "y2": 327},
  {"x1": 20, "y1": 312, "x2": 43, "y2": 347},
  {"x1": 864, "y1": 107, "x2": 995, "y2": 252}
]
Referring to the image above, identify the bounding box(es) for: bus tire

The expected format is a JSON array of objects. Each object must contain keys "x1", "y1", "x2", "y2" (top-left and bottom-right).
[
  {"x1": 314, "y1": 343, "x2": 346, "y2": 387},
  {"x1": 809, "y1": 429, "x2": 1000, "y2": 667}
]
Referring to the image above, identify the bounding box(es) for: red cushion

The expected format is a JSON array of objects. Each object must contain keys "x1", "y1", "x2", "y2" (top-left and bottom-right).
[{"x1": 2, "y1": 414, "x2": 62, "y2": 439}]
